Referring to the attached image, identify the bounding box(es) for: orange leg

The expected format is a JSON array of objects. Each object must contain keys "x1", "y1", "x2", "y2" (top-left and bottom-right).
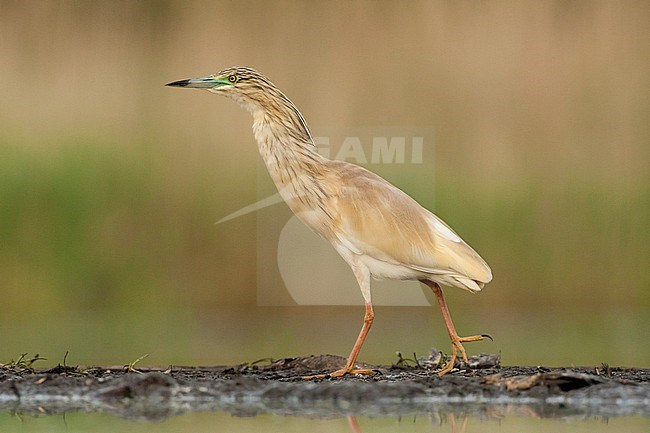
[
  {"x1": 303, "y1": 302, "x2": 377, "y2": 379},
  {"x1": 423, "y1": 280, "x2": 490, "y2": 375}
]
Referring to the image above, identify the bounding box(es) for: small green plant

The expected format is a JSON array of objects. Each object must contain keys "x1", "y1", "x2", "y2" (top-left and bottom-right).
[
  {"x1": 124, "y1": 354, "x2": 149, "y2": 374},
  {"x1": 1, "y1": 353, "x2": 46, "y2": 373}
]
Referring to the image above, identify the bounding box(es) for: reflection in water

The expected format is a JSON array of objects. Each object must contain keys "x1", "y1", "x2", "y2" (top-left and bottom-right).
[
  {"x1": 448, "y1": 413, "x2": 469, "y2": 433},
  {"x1": 348, "y1": 414, "x2": 469, "y2": 433},
  {"x1": 349, "y1": 414, "x2": 471, "y2": 433},
  {"x1": 348, "y1": 416, "x2": 362, "y2": 433}
]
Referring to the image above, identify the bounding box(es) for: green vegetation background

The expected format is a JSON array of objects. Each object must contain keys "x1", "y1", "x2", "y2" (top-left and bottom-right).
[{"x1": 1, "y1": 1, "x2": 648, "y2": 368}]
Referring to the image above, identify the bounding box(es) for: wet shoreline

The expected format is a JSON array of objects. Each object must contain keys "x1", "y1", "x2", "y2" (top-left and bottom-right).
[{"x1": 1, "y1": 355, "x2": 648, "y2": 421}]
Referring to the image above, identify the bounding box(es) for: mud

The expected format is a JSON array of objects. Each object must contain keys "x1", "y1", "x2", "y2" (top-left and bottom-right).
[{"x1": 1, "y1": 354, "x2": 648, "y2": 421}]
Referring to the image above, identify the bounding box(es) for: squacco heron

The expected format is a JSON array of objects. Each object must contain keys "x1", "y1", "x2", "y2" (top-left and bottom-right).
[{"x1": 167, "y1": 67, "x2": 492, "y2": 377}]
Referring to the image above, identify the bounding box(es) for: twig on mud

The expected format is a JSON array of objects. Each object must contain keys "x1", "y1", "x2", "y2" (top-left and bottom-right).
[
  {"x1": 394, "y1": 351, "x2": 422, "y2": 368},
  {"x1": 595, "y1": 362, "x2": 612, "y2": 378},
  {"x1": 44, "y1": 352, "x2": 99, "y2": 377},
  {"x1": 246, "y1": 357, "x2": 277, "y2": 368}
]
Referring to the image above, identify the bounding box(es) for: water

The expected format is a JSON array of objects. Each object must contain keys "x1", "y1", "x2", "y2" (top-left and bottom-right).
[{"x1": 1, "y1": 410, "x2": 648, "y2": 433}]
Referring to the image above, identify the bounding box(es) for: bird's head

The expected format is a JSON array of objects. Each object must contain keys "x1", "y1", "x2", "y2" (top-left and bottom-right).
[
  {"x1": 167, "y1": 66, "x2": 312, "y2": 140},
  {"x1": 166, "y1": 66, "x2": 281, "y2": 113}
]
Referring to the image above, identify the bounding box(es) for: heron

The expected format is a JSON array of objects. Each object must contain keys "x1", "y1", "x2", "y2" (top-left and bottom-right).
[{"x1": 167, "y1": 67, "x2": 492, "y2": 377}]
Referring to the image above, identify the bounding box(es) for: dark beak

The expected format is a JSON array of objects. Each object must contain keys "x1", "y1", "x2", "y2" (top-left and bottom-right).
[{"x1": 166, "y1": 75, "x2": 229, "y2": 88}]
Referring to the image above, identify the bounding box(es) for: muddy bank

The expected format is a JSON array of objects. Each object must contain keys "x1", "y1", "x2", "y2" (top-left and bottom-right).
[{"x1": 1, "y1": 354, "x2": 648, "y2": 421}]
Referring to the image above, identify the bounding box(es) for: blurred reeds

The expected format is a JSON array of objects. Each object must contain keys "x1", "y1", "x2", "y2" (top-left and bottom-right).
[{"x1": 1, "y1": 1, "x2": 648, "y2": 366}]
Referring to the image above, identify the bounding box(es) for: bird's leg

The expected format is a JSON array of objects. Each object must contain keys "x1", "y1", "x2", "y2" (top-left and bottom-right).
[
  {"x1": 302, "y1": 302, "x2": 377, "y2": 379},
  {"x1": 425, "y1": 281, "x2": 489, "y2": 375},
  {"x1": 302, "y1": 260, "x2": 377, "y2": 379},
  {"x1": 336, "y1": 301, "x2": 376, "y2": 376}
]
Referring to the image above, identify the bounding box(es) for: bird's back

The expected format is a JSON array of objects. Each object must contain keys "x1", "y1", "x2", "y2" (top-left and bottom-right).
[{"x1": 320, "y1": 160, "x2": 492, "y2": 292}]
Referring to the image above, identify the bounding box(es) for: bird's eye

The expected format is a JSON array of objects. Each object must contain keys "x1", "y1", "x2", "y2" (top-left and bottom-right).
[{"x1": 228, "y1": 74, "x2": 237, "y2": 83}]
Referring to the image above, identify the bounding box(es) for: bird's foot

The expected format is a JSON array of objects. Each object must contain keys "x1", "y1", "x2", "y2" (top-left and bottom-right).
[
  {"x1": 437, "y1": 333, "x2": 492, "y2": 376},
  {"x1": 302, "y1": 367, "x2": 378, "y2": 380}
]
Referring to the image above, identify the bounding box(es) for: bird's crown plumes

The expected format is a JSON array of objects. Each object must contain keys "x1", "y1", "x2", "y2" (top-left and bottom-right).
[{"x1": 213, "y1": 66, "x2": 271, "y2": 87}]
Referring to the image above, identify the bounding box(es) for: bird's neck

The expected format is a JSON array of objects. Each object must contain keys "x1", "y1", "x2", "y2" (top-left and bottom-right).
[{"x1": 251, "y1": 104, "x2": 328, "y2": 212}]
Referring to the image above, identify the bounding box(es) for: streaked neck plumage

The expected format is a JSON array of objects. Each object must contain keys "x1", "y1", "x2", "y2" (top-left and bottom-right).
[{"x1": 239, "y1": 91, "x2": 330, "y2": 214}]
